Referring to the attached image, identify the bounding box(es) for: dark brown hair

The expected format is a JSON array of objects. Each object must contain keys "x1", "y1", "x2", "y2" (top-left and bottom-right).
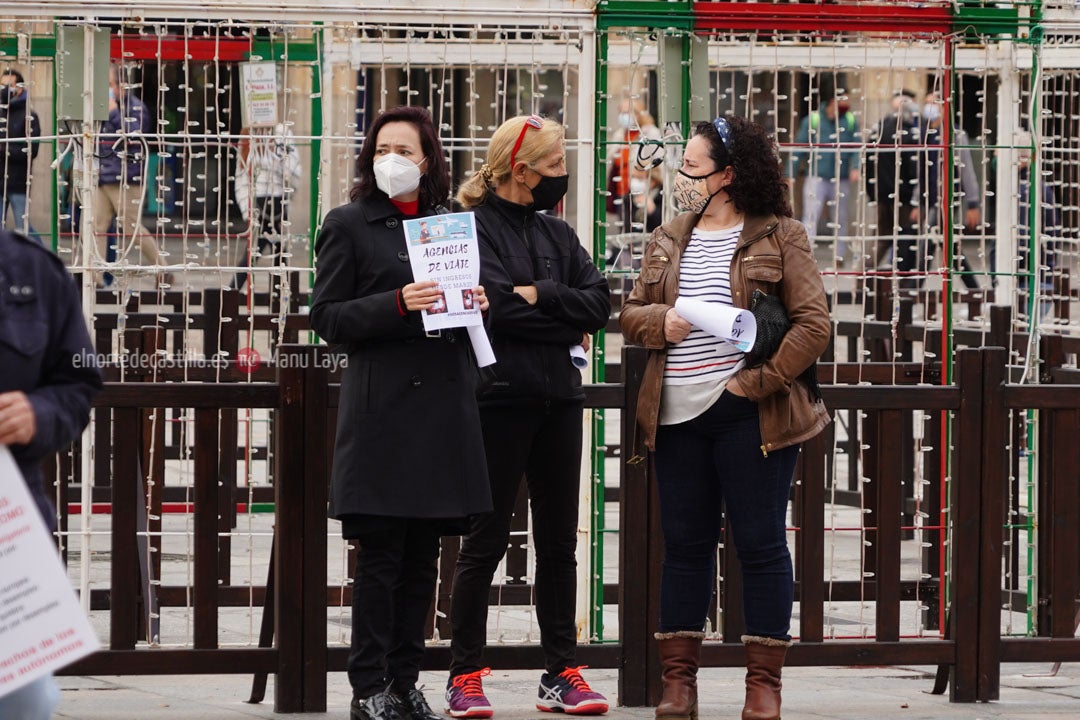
[
  {"x1": 350, "y1": 106, "x2": 450, "y2": 208},
  {"x1": 694, "y1": 116, "x2": 792, "y2": 218}
]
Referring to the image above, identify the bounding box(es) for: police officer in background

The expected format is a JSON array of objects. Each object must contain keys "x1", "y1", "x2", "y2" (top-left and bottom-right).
[{"x1": 0, "y1": 228, "x2": 102, "y2": 720}]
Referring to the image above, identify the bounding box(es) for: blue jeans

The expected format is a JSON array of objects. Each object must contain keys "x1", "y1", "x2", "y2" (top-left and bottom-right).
[
  {"x1": 2, "y1": 191, "x2": 40, "y2": 243},
  {"x1": 653, "y1": 391, "x2": 799, "y2": 640},
  {"x1": 0, "y1": 676, "x2": 60, "y2": 719}
]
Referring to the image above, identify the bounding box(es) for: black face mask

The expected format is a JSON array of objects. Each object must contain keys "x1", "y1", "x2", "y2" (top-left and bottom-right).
[{"x1": 527, "y1": 173, "x2": 569, "y2": 211}]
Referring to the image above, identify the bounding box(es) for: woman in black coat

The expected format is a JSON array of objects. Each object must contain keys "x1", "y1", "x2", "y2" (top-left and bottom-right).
[
  {"x1": 310, "y1": 106, "x2": 493, "y2": 720},
  {"x1": 444, "y1": 116, "x2": 611, "y2": 718}
]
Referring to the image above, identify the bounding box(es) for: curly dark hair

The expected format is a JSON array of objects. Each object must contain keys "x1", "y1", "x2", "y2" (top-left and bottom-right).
[
  {"x1": 694, "y1": 116, "x2": 792, "y2": 218},
  {"x1": 350, "y1": 106, "x2": 451, "y2": 208}
]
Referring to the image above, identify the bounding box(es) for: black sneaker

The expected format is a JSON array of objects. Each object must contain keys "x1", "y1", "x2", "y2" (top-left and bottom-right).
[
  {"x1": 392, "y1": 685, "x2": 441, "y2": 720},
  {"x1": 352, "y1": 690, "x2": 405, "y2": 720}
]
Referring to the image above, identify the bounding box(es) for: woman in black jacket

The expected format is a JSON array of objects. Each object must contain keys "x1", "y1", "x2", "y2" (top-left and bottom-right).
[
  {"x1": 310, "y1": 106, "x2": 493, "y2": 720},
  {"x1": 444, "y1": 115, "x2": 610, "y2": 717}
]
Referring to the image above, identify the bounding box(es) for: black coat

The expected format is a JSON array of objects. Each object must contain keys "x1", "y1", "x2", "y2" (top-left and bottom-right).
[
  {"x1": 0, "y1": 230, "x2": 102, "y2": 528},
  {"x1": 310, "y1": 193, "x2": 492, "y2": 524},
  {"x1": 0, "y1": 90, "x2": 40, "y2": 193},
  {"x1": 473, "y1": 192, "x2": 610, "y2": 405}
]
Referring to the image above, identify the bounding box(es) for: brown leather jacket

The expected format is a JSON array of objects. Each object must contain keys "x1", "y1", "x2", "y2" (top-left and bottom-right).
[{"x1": 619, "y1": 211, "x2": 831, "y2": 456}]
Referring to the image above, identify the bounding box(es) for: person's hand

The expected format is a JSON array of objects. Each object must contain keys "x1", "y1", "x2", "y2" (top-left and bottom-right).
[
  {"x1": 965, "y1": 208, "x2": 981, "y2": 231},
  {"x1": 402, "y1": 281, "x2": 443, "y2": 311},
  {"x1": 0, "y1": 391, "x2": 36, "y2": 446},
  {"x1": 513, "y1": 285, "x2": 538, "y2": 305},
  {"x1": 908, "y1": 206, "x2": 921, "y2": 224},
  {"x1": 726, "y1": 375, "x2": 748, "y2": 397},
  {"x1": 473, "y1": 285, "x2": 489, "y2": 313},
  {"x1": 664, "y1": 308, "x2": 692, "y2": 344},
  {"x1": 108, "y1": 97, "x2": 119, "y2": 114},
  {"x1": 849, "y1": 169, "x2": 860, "y2": 183},
  {"x1": 580, "y1": 333, "x2": 591, "y2": 352}
]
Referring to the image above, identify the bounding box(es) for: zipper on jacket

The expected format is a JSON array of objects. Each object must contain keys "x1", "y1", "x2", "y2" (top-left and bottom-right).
[{"x1": 760, "y1": 444, "x2": 769, "y2": 457}]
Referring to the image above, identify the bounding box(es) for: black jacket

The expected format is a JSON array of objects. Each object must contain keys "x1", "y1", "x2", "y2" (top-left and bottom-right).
[
  {"x1": 310, "y1": 193, "x2": 492, "y2": 524},
  {"x1": 0, "y1": 230, "x2": 102, "y2": 528},
  {"x1": 865, "y1": 114, "x2": 920, "y2": 209},
  {"x1": 474, "y1": 192, "x2": 610, "y2": 405},
  {"x1": 0, "y1": 90, "x2": 41, "y2": 193}
]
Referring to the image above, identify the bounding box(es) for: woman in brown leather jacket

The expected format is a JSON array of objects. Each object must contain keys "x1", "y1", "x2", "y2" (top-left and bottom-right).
[{"x1": 619, "y1": 116, "x2": 830, "y2": 720}]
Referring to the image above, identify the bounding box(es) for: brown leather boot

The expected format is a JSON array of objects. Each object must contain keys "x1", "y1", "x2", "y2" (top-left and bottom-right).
[
  {"x1": 654, "y1": 631, "x2": 704, "y2": 720},
  {"x1": 741, "y1": 635, "x2": 790, "y2": 720}
]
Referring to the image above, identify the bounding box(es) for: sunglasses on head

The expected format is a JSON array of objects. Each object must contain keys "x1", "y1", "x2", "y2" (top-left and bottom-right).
[
  {"x1": 509, "y1": 115, "x2": 544, "y2": 168},
  {"x1": 712, "y1": 116, "x2": 733, "y2": 152}
]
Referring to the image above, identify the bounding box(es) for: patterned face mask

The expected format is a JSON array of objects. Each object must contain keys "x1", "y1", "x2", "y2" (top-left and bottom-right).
[{"x1": 672, "y1": 169, "x2": 722, "y2": 214}]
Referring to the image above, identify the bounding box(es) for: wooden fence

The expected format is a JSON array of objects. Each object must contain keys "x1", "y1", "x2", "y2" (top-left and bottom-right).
[{"x1": 53, "y1": 343, "x2": 1080, "y2": 712}]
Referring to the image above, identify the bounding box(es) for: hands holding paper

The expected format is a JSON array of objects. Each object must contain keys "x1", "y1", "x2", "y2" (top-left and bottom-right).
[
  {"x1": 665, "y1": 308, "x2": 692, "y2": 344},
  {"x1": 404, "y1": 281, "x2": 488, "y2": 313}
]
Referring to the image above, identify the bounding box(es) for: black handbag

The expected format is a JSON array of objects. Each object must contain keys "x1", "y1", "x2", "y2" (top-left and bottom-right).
[
  {"x1": 744, "y1": 290, "x2": 790, "y2": 369},
  {"x1": 744, "y1": 289, "x2": 822, "y2": 401}
]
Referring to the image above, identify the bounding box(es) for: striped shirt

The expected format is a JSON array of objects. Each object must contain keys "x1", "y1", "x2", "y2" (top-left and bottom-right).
[{"x1": 659, "y1": 224, "x2": 746, "y2": 425}]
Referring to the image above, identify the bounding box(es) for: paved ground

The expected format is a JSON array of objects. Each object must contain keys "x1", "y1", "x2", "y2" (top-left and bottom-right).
[{"x1": 53, "y1": 663, "x2": 1080, "y2": 719}]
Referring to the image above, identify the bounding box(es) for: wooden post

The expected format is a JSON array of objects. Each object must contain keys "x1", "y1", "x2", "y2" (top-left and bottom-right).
[{"x1": 618, "y1": 346, "x2": 655, "y2": 707}]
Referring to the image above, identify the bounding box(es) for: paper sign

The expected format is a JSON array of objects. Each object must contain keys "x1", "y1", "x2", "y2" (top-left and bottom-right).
[
  {"x1": 674, "y1": 297, "x2": 757, "y2": 353},
  {"x1": 0, "y1": 446, "x2": 98, "y2": 698},
  {"x1": 467, "y1": 326, "x2": 495, "y2": 368},
  {"x1": 240, "y1": 62, "x2": 278, "y2": 128},
  {"x1": 403, "y1": 212, "x2": 483, "y2": 332}
]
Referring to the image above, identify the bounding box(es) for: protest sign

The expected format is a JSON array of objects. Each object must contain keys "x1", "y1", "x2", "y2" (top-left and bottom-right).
[
  {"x1": 403, "y1": 212, "x2": 494, "y2": 366},
  {"x1": 0, "y1": 446, "x2": 98, "y2": 699}
]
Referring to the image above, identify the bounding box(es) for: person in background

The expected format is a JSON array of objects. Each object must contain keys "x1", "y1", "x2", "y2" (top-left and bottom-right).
[
  {"x1": 1012, "y1": 131, "x2": 1061, "y2": 320},
  {"x1": 607, "y1": 98, "x2": 662, "y2": 216},
  {"x1": 0, "y1": 68, "x2": 41, "y2": 242},
  {"x1": 447, "y1": 114, "x2": 611, "y2": 718},
  {"x1": 231, "y1": 124, "x2": 301, "y2": 291},
  {"x1": 310, "y1": 106, "x2": 492, "y2": 720},
  {"x1": 865, "y1": 91, "x2": 921, "y2": 279},
  {"x1": 920, "y1": 92, "x2": 983, "y2": 290},
  {"x1": 94, "y1": 64, "x2": 169, "y2": 288},
  {"x1": 789, "y1": 94, "x2": 860, "y2": 264},
  {"x1": 620, "y1": 115, "x2": 830, "y2": 720},
  {"x1": 0, "y1": 228, "x2": 102, "y2": 720}
]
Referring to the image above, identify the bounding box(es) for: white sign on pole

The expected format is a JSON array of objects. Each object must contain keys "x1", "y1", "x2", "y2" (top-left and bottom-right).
[
  {"x1": 240, "y1": 61, "x2": 279, "y2": 128},
  {"x1": 0, "y1": 446, "x2": 98, "y2": 699}
]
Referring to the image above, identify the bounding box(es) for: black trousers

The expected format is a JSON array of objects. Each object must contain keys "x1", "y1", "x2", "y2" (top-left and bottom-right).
[
  {"x1": 347, "y1": 516, "x2": 442, "y2": 699},
  {"x1": 450, "y1": 401, "x2": 584, "y2": 678}
]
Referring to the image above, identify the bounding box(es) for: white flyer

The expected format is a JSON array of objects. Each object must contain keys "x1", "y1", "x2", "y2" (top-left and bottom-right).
[
  {"x1": 674, "y1": 297, "x2": 757, "y2": 353},
  {"x1": 403, "y1": 212, "x2": 484, "y2": 332},
  {"x1": 0, "y1": 446, "x2": 98, "y2": 698},
  {"x1": 239, "y1": 62, "x2": 278, "y2": 128}
]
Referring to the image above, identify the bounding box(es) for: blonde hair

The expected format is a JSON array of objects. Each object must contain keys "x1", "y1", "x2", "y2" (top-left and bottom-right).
[{"x1": 457, "y1": 115, "x2": 565, "y2": 208}]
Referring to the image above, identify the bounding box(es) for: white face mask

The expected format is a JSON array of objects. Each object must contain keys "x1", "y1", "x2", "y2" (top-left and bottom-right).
[
  {"x1": 629, "y1": 178, "x2": 647, "y2": 195},
  {"x1": 373, "y1": 153, "x2": 423, "y2": 199}
]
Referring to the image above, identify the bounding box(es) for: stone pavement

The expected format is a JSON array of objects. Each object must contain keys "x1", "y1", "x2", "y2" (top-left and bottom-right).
[{"x1": 54, "y1": 663, "x2": 1080, "y2": 719}]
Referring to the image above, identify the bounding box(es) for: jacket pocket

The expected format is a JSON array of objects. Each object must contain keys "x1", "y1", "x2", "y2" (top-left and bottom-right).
[
  {"x1": 640, "y1": 251, "x2": 670, "y2": 285},
  {"x1": 0, "y1": 319, "x2": 48, "y2": 358},
  {"x1": 741, "y1": 254, "x2": 783, "y2": 283},
  {"x1": 353, "y1": 360, "x2": 375, "y2": 414}
]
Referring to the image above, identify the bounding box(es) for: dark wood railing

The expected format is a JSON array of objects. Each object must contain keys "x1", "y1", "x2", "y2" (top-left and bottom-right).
[{"x1": 53, "y1": 342, "x2": 1080, "y2": 712}]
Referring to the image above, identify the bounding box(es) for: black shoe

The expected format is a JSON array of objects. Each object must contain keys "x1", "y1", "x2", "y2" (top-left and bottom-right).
[
  {"x1": 392, "y1": 685, "x2": 441, "y2": 720},
  {"x1": 351, "y1": 690, "x2": 405, "y2": 720}
]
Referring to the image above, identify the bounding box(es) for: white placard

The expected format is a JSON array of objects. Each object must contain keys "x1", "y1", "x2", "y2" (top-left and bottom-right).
[
  {"x1": 403, "y1": 212, "x2": 484, "y2": 332},
  {"x1": 0, "y1": 446, "x2": 98, "y2": 698},
  {"x1": 239, "y1": 62, "x2": 278, "y2": 128},
  {"x1": 569, "y1": 344, "x2": 589, "y2": 369},
  {"x1": 467, "y1": 326, "x2": 496, "y2": 368},
  {"x1": 674, "y1": 297, "x2": 757, "y2": 353}
]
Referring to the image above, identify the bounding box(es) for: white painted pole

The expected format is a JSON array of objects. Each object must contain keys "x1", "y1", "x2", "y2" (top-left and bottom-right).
[{"x1": 79, "y1": 21, "x2": 99, "y2": 615}]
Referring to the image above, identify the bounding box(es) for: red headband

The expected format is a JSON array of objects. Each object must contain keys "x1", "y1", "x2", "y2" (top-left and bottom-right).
[{"x1": 509, "y1": 115, "x2": 544, "y2": 168}]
